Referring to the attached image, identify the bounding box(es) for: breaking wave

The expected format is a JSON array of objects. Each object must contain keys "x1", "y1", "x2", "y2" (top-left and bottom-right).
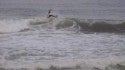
[
  {"x1": 0, "y1": 17, "x2": 125, "y2": 33},
  {"x1": 29, "y1": 17, "x2": 125, "y2": 33}
]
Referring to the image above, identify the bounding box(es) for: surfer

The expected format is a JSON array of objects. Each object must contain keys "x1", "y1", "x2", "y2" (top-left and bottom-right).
[{"x1": 47, "y1": 9, "x2": 57, "y2": 18}]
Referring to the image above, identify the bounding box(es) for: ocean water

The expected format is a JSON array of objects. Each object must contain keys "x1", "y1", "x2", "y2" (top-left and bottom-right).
[{"x1": 0, "y1": 0, "x2": 125, "y2": 70}]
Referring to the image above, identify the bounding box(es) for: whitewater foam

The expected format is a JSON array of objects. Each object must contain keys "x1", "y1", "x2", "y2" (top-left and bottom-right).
[
  {"x1": 0, "y1": 19, "x2": 29, "y2": 33},
  {"x1": 0, "y1": 57, "x2": 125, "y2": 70}
]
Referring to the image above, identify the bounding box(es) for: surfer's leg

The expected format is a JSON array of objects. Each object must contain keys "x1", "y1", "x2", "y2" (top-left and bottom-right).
[
  {"x1": 48, "y1": 15, "x2": 57, "y2": 18},
  {"x1": 48, "y1": 15, "x2": 52, "y2": 18}
]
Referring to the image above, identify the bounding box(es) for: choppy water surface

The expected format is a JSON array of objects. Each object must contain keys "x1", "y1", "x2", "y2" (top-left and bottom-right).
[
  {"x1": 0, "y1": 0, "x2": 125, "y2": 19},
  {"x1": 0, "y1": 0, "x2": 125, "y2": 70}
]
